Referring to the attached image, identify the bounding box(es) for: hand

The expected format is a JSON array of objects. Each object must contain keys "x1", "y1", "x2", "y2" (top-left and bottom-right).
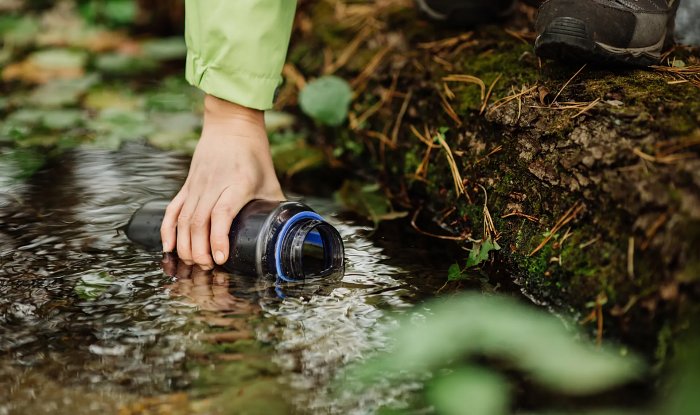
[
  {"x1": 162, "y1": 253, "x2": 250, "y2": 312},
  {"x1": 160, "y1": 95, "x2": 284, "y2": 269}
]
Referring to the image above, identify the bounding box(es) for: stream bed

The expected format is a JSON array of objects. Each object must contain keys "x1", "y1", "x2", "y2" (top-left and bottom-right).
[{"x1": 0, "y1": 143, "x2": 462, "y2": 414}]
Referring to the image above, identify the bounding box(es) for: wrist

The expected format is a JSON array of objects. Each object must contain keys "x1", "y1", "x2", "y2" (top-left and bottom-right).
[{"x1": 203, "y1": 94, "x2": 264, "y2": 125}]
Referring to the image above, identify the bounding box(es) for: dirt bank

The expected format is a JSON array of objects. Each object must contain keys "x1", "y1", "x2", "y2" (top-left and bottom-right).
[{"x1": 281, "y1": 0, "x2": 700, "y2": 357}]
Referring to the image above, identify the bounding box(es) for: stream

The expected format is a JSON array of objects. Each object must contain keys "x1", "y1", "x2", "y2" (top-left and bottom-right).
[{"x1": 0, "y1": 143, "x2": 458, "y2": 414}]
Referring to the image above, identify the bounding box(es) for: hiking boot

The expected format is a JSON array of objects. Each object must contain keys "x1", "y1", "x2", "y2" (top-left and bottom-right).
[
  {"x1": 416, "y1": 0, "x2": 518, "y2": 26},
  {"x1": 535, "y1": 0, "x2": 681, "y2": 66}
]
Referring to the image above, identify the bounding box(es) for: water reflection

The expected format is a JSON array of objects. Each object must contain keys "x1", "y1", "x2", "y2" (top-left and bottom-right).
[{"x1": 0, "y1": 143, "x2": 451, "y2": 414}]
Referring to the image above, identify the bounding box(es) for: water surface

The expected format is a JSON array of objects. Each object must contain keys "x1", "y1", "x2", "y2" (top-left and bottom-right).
[{"x1": 0, "y1": 143, "x2": 453, "y2": 414}]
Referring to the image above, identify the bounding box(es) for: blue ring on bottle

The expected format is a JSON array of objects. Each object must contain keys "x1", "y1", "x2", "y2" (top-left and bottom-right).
[{"x1": 274, "y1": 211, "x2": 324, "y2": 282}]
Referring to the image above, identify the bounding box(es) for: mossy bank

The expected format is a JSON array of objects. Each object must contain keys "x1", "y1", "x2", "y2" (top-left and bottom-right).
[{"x1": 281, "y1": 0, "x2": 700, "y2": 358}]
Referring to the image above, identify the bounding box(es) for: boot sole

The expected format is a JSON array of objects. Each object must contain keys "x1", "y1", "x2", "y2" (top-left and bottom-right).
[{"x1": 535, "y1": 17, "x2": 662, "y2": 66}]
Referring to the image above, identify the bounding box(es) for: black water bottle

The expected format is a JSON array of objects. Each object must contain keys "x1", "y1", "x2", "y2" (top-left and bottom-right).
[{"x1": 125, "y1": 200, "x2": 344, "y2": 281}]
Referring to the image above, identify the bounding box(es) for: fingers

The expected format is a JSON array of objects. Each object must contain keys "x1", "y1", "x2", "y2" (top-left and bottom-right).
[
  {"x1": 161, "y1": 252, "x2": 178, "y2": 276},
  {"x1": 210, "y1": 186, "x2": 248, "y2": 265},
  {"x1": 176, "y1": 193, "x2": 199, "y2": 265},
  {"x1": 190, "y1": 191, "x2": 222, "y2": 269},
  {"x1": 175, "y1": 258, "x2": 194, "y2": 280},
  {"x1": 161, "y1": 190, "x2": 186, "y2": 252}
]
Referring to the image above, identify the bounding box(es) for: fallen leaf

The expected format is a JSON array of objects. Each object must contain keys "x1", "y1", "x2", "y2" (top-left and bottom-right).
[
  {"x1": 84, "y1": 88, "x2": 143, "y2": 111},
  {"x1": 2, "y1": 49, "x2": 87, "y2": 83},
  {"x1": 26, "y1": 74, "x2": 99, "y2": 107}
]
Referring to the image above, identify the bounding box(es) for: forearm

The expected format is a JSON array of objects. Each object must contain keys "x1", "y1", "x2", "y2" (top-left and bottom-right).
[{"x1": 185, "y1": 0, "x2": 297, "y2": 110}]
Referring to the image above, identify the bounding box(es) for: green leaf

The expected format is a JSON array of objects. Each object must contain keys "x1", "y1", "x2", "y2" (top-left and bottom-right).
[
  {"x1": 0, "y1": 147, "x2": 47, "y2": 184},
  {"x1": 103, "y1": 0, "x2": 137, "y2": 25},
  {"x1": 141, "y1": 37, "x2": 187, "y2": 61},
  {"x1": 270, "y1": 136, "x2": 326, "y2": 176},
  {"x1": 0, "y1": 15, "x2": 40, "y2": 47},
  {"x1": 145, "y1": 77, "x2": 203, "y2": 112},
  {"x1": 87, "y1": 108, "x2": 153, "y2": 149},
  {"x1": 74, "y1": 272, "x2": 115, "y2": 300},
  {"x1": 41, "y1": 109, "x2": 85, "y2": 130},
  {"x1": 80, "y1": 0, "x2": 137, "y2": 26},
  {"x1": 147, "y1": 112, "x2": 201, "y2": 154},
  {"x1": 427, "y1": 367, "x2": 510, "y2": 415},
  {"x1": 336, "y1": 180, "x2": 408, "y2": 226},
  {"x1": 465, "y1": 237, "x2": 501, "y2": 268},
  {"x1": 299, "y1": 76, "x2": 353, "y2": 126},
  {"x1": 84, "y1": 88, "x2": 143, "y2": 111},
  {"x1": 30, "y1": 49, "x2": 88, "y2": 71},
  {"x1": 2, "y1": 108, "x2": 85, "y2": 135},
  {"x1": 27, "y1": 74, "x2": 100, "y2": 108},
  {"x1": 447, "y1": 263, "x2": 465, "y2": 281},
  {"x1": 95, "y1": 53, "x2": 158, "y2": 75},
  {"x1": 349, "y1": 294, "x2": 643, "y2": 396}
]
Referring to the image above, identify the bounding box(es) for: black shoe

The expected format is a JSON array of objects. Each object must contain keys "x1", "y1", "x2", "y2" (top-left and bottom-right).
[
  {"x1": 416, "y1": 0, "x2": 518, "y2": 26},
  {"x1": 535, "y1": 0, "x2": 681, "y2": 66}
]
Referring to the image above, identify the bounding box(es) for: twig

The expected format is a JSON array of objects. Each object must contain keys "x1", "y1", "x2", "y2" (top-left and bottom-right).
[
  {"x1": 480, "y1": 73, "x2": 502, "y2": 115},
  {"x1": 410, "y1": 207, "x2": 471, "y2": 241},
  {"x1": 352, "y1": 73, "x2": 399, "y2": 129},
  {"x1": 504, "y1": 28, "x2": 535, "y2": 44},
  {"x1": 551, "y1": 64, "x2": 587, "y2": 105},
  {"x1": 633, "y1": 148, "x2": 696, "y2": 164},
  {"x1": 479, "y1": 184, "x2": 499, "y2": 240},
  {"x1": 324, "y1": 25, "x2": 373, "y2": 74},
  {"x1": 438, "y1": 90, "x2": 462, "y2": 127},
  {"x1": 443, "y1": 74, "x2": 486, "y2": 101},
  {"x1": 596, "y1": 293, "x2": 605, "y2": 346},
  {"x1": 501, "y1": 211, "x2": 539, "y2": 222},
  {"x1": 435, "y1": 131, "x2": 467, "y2": 199},
  {"x1": 488, "y1": 84, "x2": 538, "y2": 113},
  {"x1": 391, "y1": 89, "x2": 412, "y2": 146},
  {"x1": 418, "y1": 32, "x2": 473, "y2": 51},
  {"x1": 365, "y1": 130, "x2": 395, "y2": 148},
  {"x1": 351, "y1": 46, "x2": 392, "y2": 93},
  {"x1": 282, "y1": 63, "x2": 307, "y2": 90},
  {"x1": 409, "y1": 125, "x2": 440, "y2": 148},
  {"x1": 641, "y1": 212, "x2": 668, "y2": 250},
  {"x1": 415, "y1": 145, "x2": 433, "y2": 179},
  {"x1": 528, "y1": 201, "x2": 585, "y2": 256},
  {"x1": 627, "y1": 236, "x2": 635, "y2": 280},
  {"x1": 474, "y1": 145, "x2": 503, "y2": 165},
  {"x1": 571, "y1": 97, "x2": 601, "y2": 118},
  {"x1": 578, "y1": 236, "x2": 600, "y2": 249}
]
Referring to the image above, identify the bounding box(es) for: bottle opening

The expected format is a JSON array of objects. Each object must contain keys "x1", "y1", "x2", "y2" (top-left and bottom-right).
[
  {"x1": 276, "y1": 214, "x2": 344, "y2": 281},
  {"x1": 301, "y1": 229, "x2": 327, "y2": 276}
]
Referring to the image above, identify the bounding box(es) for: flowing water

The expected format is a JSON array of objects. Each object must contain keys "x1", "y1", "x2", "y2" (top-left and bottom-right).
[{"x1": 0, "y1": 143, "x2": 457, "y2": 414}]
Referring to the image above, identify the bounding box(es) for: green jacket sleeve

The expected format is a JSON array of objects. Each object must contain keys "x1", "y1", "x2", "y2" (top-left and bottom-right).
[{"x1": 185, "y1": 0, "x2": 297, "y2": 110}]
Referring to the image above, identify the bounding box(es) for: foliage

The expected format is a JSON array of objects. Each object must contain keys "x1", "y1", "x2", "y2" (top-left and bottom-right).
[
  {"x1": 427, "y1": 367, "x2": 510, "y2": 415},
  {"x1": 74, "y1": 272, "x2": 115, "y2": 300},
  {"x1": 346, "y1": 294, "x2": 644, "y2": 414},
  {"x1": 78, "y1": 0, "x2": 137, "y2": 27},
  {"x1": 268, "y1": 129, "x2": 326, "y2": 176},
  {"x1": 662, "y1": 331, "x2": 700, "y2": 415},
  {"x1": 299, "y1": 75, "x2": 353, "y2": 126},
  {"x1": 336, "y1": 180, "x2": 408, "y2": 226},
  {"x1": 0, "y1": 147, "x2": 47, "y2": 184},
  {"x1": 448, "y1": 237, "x2": 502, "y2": 281}
]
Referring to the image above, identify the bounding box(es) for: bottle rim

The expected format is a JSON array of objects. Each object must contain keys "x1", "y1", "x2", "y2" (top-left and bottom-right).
[{"x1": 274, "y1": 211, "x2": 344, "y2": 281}]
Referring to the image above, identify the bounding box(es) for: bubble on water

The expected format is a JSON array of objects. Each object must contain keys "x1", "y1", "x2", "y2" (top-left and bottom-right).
[{"x1": 88, "y1": 344, "x2": 128, "y2": 357}]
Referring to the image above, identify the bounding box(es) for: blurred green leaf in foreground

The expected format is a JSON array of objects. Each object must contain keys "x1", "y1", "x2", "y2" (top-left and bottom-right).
[{"x1": 345, "y1": 294, "x2": 645, "y2": 414}]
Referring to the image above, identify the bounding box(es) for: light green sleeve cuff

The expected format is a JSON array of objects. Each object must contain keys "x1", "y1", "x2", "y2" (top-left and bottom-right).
[{"x1": 185, "y1": 0, "x2": 297, "y2": 111}]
